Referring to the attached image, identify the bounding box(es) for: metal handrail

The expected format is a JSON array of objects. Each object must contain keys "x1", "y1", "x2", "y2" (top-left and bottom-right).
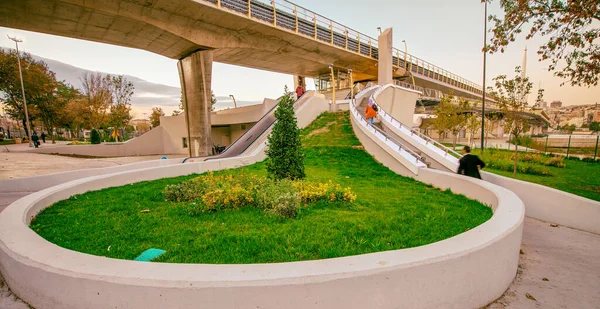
[
  {"x1": 370, "y1": 93, "x2": 462, "y2": 159},
  {"x1": 205, "y1": 0, "x2": 489, "y2": 96},
  {"x1": 349, "y1": 98, "x2": 426, "y2": 165}
]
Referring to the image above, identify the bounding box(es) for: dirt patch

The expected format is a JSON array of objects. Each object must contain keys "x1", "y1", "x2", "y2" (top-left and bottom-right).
[{"x1": 307, "y1": 121, "x2": 336, "y2": 138}]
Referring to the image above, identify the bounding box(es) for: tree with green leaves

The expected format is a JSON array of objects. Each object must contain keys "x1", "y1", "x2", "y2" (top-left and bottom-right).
[
  {"x1": 465, "y1": 113, "x2": 482, "y2": 148},
  {"x1": 149, "y1": 107, "x2": 165, "y2": 127},
  {"x1": 37, "y1": 81, "x2": 80, "y2": 144},
  {"x1": 266, "y1": 86, "x2": 305, "y2": 180},
  {"x1": 589, "y1": 121, "x2": 600, "y2": 133},
  {"x1": 432, "y1": 94, "x2": 469, "y2": 149},
  {"x1": 489, "y1": 66, "x2": 543, "y2": 177},
  {"x1": 108, "y1": 75, "x2": 134, "y2": 141},
  {"x1": 484, "y1": 0, "x2": 599, "y2": 87},
  {"x1": 0, "y1": 48, "x2": 56, "y2": 136}
]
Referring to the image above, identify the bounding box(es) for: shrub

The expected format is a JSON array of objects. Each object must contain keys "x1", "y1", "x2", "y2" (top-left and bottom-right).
[
  {"x1": 266, "y1": 87, "x2": 305, "y2": 180},
  {"x1": 566, "y1": 156, "x2": 581, "y2": 161},
  {"x1": 164, "y1": 173, "x2": 356, "y2": 218},
  {"x1": 256, "y1": 179, "x2": 301, "y2": 218},
  {"x1": 90, "y1": 129, "x2": 101, "y2": 144},
  {"x1": 544, "y1": 157, "x2": 566, "y2": 168},
  {"x1": 292, "y1": 180, "x2": 356, "y2": 203}
]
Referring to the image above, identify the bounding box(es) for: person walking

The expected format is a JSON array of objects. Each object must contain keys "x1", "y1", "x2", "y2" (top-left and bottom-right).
[
  {"x1": 41, "y1": 132, "x2": 46, "y2": 143},
  {"x1": 31, "y1": 131, "x2": 39, "y2": 148},
  {"x1": 457, "y1": 146, "x2": 486, "y2": 179},
  {"x1": 295, "y1": 84, "x2": 305, "y2": 100},
  {"x1": 365, "y1": 103, "x2": 378, "y2": 126}
]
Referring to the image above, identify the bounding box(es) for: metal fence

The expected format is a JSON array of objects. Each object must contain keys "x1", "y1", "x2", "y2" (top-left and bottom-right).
[
  {"x1": 531, "y1": 135, "x2": 600, "y2": 159},
  {"x1": 203, "y1": 0, "x2": 485, "y2": 96}
]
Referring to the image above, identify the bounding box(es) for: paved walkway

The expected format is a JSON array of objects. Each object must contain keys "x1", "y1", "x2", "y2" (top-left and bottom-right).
[{"x1": 0, "y1": 153, "x2": 598, "y2": 309}]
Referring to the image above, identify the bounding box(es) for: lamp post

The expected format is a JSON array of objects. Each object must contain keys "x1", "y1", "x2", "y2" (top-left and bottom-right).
[
  {"x1": 348, "y1": 69, "x2": 353, "y2": 103},
  {"x1": 229, "y1": 95, "x2": 237, "y2": 108},
  {"x1": 480, "y1": 1, "x2": 488, "y2": 152},
  {"x1": 402, "y1": 40, "x2": 416, "y2": 88},
  {"x1": 7, "y1": 35, "x2": 33, "y2": 147},
  {"x1": 377, "y1": 27, "x2": 382, "y2": 34},
  {"x1": 329, "y1": 63, "x2": 336, "y2": 105}
]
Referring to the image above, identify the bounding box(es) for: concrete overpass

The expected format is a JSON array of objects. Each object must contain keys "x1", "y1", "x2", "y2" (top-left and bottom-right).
[{"x1": 0, "y1": 0, "x2": 487, "y2": 156}]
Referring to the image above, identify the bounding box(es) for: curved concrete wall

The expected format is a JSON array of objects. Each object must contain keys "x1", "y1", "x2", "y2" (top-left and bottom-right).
[
  {"x1": 482, "y1": 172, "x2": 600, "y2": 234},
  {"x1": 370, "y1": 86, "x2": 600, "y2": 235},
  {"x1": 0, "y1": 149, "x2": 524, "y2": 309}
]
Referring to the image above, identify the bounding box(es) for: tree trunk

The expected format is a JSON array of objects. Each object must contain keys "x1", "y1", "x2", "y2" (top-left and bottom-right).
[
  {"x1": 21, "y1": 118, "x2": 29, "y2": 138},
  {"x1": 513, "y1": 141, "x2": 518, "y2": 178}
]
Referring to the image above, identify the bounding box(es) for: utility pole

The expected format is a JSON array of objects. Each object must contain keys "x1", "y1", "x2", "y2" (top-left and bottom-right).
[
  {"x1": 229, "y1": 95, "x2": 237, "y2": 108},
  {"x1": 7, "y1": 35, "x2": 33, "y2": 147},
  {"x1": 480, "y1": 1, "x2": 487, "y2": 152}
]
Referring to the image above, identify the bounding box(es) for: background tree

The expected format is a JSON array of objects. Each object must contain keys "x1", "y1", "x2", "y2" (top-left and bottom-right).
[
  {"x1": 266, "y1": 86, "x2": 305, "y2": 180},
  {"x1": 484, "y1": 113, "x2": 503, "y2": 148},
  {"x1": 484, "y1": 0, "x2": 600, "y2": 86},
  {"x1": 171, "y1": 110, "x2": 182, "y2": 116},
  {"x1": 108, "y1": 75, "x2": 134, "y2": 141},
  {"x1": 79, "y1": 72, "x2": 112, "y2": 129},
  {"x1": 149, "y1": 107, "x2": 165, "y2": 127},
  {"x1": 589, "y1": 121, "x2": 600, "y2": 133},
  {"x1": 564, "y1": 124, "x2": 577, "y2": 134},
  {"x1": 0, "y1": 49, "x2": 56, "y2": 136},
  {"x1": 465, "y1": 113, "x2": 482, "y2": 148},
  {"x1": 36, "y1": 81, "x2": 80, "y2": 143},
  {"x1": 489, "y1": 66, "x2": 542, "y2": 177},
  {"x1": 432, "y1": 95, "x2": 469, "y2": 148}
]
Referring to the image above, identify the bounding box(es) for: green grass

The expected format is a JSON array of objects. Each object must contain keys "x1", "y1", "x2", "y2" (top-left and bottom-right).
[
  {"x1": 0, "y1": 139, "x2": 16, "y2": 145},
  {"x1": 30, "y1": 112, "x2": 493, "y2": 264},
  {"x1": 474, "y1": 148, "x2": 600, "y2": 201}
]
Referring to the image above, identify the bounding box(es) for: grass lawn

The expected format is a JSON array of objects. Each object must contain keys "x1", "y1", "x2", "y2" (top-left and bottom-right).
[
  {"x1": 0, "y1": 139, "x2": 16, "y2": 145},
  {"x1": 30, "y1": 112, "x2": 493, "y2": 264},
  {"x1": 474, "y1": 149, "x2": 600, "y2": 202}
]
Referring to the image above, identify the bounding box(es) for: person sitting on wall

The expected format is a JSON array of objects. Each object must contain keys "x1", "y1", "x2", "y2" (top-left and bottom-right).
[{"x1": 457, "y1": 146, "x2": 486, "y2": 179}]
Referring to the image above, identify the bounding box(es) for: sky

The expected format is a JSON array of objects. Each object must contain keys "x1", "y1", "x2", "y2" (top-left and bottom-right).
[{"x1": 0, "y1": 0, "x2": 598, "y2": 118}]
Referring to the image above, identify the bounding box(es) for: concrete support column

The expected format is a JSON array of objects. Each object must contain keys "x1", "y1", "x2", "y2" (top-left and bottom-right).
[
  {"x1": 378, "y1": 28, "x2": 393, "y2": 85},
  {"x1": 293, "y1": 75, "x2": 306, "y2": 90},
  {"x1": 178, "y1": 50, "x2": 213, "y2": 157}
]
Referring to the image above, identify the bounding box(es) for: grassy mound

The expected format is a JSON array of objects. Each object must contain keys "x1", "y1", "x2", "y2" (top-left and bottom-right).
[{"x1": 30, "y1": 112, "x2": 493, "y2": 264}]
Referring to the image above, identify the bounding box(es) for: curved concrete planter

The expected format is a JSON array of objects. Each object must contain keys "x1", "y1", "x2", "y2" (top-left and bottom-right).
[{"x1": 0, "y1": 151, "x2": 524, "y2": 309}]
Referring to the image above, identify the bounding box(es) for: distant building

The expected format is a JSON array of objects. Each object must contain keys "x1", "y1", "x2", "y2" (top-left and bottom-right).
[{"x1": 550, "y1": 101, "x2": 563, "y2": 109}]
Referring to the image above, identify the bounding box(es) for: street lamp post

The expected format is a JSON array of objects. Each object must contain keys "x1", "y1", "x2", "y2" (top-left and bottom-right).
[
  {"x1": 402, "y1": 40, "x2": 416, "y2": 88},
  {"x1": 7, "y1": 35, "x2": 33, "y2": 147},
  {"x1": 229, "y1": 95, "x2": 237, "y2": 108},
  {"x1": 480, "y1": 2, "x2": 488, "y2": 152}
]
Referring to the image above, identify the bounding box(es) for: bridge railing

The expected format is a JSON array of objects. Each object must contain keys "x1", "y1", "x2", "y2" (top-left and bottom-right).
[{"x1": 207, "y1": 0, "x2": 486, "y2": 97}]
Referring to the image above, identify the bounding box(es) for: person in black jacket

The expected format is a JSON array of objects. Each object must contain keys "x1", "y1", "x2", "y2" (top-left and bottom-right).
[{"x1": 457, "y1": 146, "x2": 485, "y2": 179}]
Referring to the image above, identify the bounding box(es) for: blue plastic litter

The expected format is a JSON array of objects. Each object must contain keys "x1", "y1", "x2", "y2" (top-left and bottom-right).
[
  {"x1": 161, "y1": 156, "x2": 168, "y2": 160},
  {"x1": 134, "y1": 248, "x2": 166, "y2": 262}
]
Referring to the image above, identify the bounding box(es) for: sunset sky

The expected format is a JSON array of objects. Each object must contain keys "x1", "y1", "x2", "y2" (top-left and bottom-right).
[{"x1": 1, "y1": 0, "x2": 598, "y2": 118}]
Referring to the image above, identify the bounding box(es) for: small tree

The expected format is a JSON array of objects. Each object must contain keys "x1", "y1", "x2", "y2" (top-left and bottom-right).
[
  {"x1": 465, "y1": 113, "x2": 482, "y2": 148},
  {"x1": 90, "y1": 129, "x2": 101, "y2": 144},
  {"x1": 266, "y1": 86, "x2": 305, "y2": 180},
  {"x1": 149, "y1": 107, "x2": 165, "y2": 127},
  {"x1": 485, "y1": 0, "x2": 599, "y2": 87},
  {"x1": 432, "y1": 94, "x2": 469, "y2": 149},
  {"x1": 589, "y1": 121, "x2": 600, "y2": 133},
  {"x1": 489, "y1": 66, "x2": 542, "y2": 177}
]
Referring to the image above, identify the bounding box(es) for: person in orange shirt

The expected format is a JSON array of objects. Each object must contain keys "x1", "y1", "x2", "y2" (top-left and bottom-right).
[{"x1": 366, "y1": 103, "x2": 378, "y2": 125}]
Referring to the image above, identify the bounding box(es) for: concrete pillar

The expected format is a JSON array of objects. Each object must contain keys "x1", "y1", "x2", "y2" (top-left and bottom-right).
[
  {"x1": 293, "y1": 75, "x2": 306, "y2": 89},
  {"x1": 178, "y1": 50, "x2": 213, "y2": 157},
  {"x1": 378, "y1": 28, "x2": 393, "y2": 85}
]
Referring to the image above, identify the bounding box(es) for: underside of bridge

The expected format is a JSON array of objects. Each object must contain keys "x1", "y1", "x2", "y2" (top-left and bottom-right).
[{"x1": 0, "y1": 0, "x2": 485, "y2": 155}]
